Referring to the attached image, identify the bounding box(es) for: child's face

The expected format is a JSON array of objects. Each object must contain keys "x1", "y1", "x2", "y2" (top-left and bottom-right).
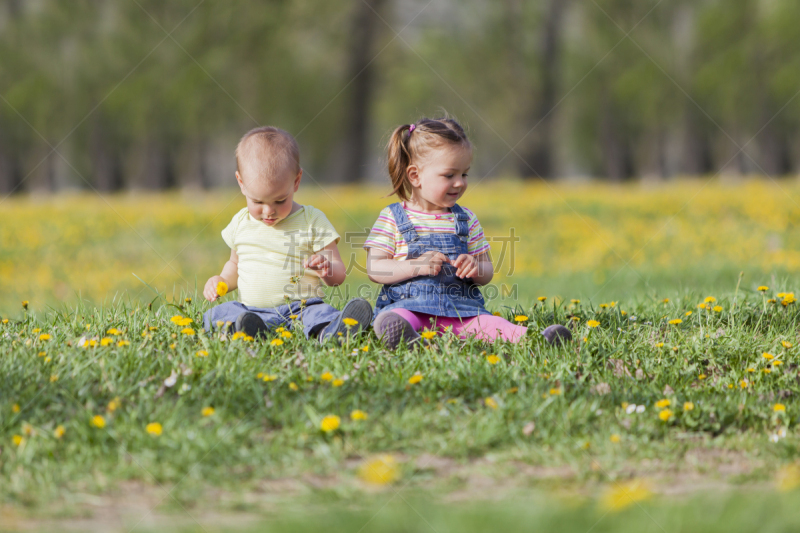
[
  {"x1": 236, "y1": 167, "x2": 302, "y2": 226},
  {"x1": 408, "y1": 145, "x2": 472, "y2": 209}
]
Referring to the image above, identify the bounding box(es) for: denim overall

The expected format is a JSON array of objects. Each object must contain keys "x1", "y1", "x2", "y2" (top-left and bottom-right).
[{"x1": 374, "y1": 203, "x2": 490, "y2": 318}]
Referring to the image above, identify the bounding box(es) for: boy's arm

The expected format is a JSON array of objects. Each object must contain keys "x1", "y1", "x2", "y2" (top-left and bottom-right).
[
  {"x1": 203, "y1": 249, "x2": 239, "y2": 302},
  {"x1": 366, "y1": 248, "x2": 448, "y2": 285},
  {"x1": 304, "y1": 241, "x2": 346, "y2": 287}
]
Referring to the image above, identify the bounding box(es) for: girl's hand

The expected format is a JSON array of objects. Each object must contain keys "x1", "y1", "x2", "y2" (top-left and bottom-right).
[
  {"x1": 452, "y1": 254, "x2": 479, "y2": 279},
  {"x1": 203, "y1": 275, "x2": 227, "y2": 302},
  {"x1": 414, "y1": 251, "x2": 449, "y2": 276},
  {"x1": 304, "y1": 253, "x2": 331, "y2": 278}
]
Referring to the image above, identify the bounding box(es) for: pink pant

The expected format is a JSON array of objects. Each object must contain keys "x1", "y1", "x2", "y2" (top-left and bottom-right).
[{"x1": 387, "y1": 309, "x2": 527, "y2": 343}]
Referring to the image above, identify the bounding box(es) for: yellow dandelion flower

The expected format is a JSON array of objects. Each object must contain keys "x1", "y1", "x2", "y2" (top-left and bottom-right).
[
  {"x1": 38, "y1": 333, "x2": 51, "y2": 341},
  {"x1": 683, "y1": 402, "x2": 694, "y2": 411},
  {"x1": 281, "y1": 330, "x2": 292, "y2": 338},
  {"x1": 773, "y1": 361, "x2": 784, "y2": 367},
  {"x1": 196, "y1": 350, "x2": 208, "y2": 357},
  {"x1": 351, "y1": 409, "x2": 368, "y2": 421},
  {"x1": 22, "y1": 301, "x2": 28, "y2": 310},
  {"x1": 549, "y1": 388, "x2": 561, "y2": 396},
  {"x1": 685, "y1": 311, "x2": 693, "y2": 316},
  {"x1": 659, "y1": 409, "x2": 674, "y2": 421},
  {"x1": 262, "y1": 374, "x2": 277, "y2": 382},
  {"x1": 320, "y1": 415, "x2": 340, "y2": 432},
  {"x1": 181, "y1": 328, "x2": 195, "y2": 336},
  {"x1": 587, "y1": 320, "x2": 600, "y2": 328},
  {"x1": 782, "y1": 341, "x2": 793, "y2": 349},
  {"x1": 538, "y1": 296, "x2": 547, "y2": 302},
  {"x1": 705, "y1": 296, "x2": 717, "y2": 303},
  {"x1": 610, "y1": 434, "x2": 621, "y2": 443},
  {"x1": 49, "y1": 374, "x2": 58, "y2": 383},
  {"x1": 768, "y1": 299, "x2": 777, "y2": 304},
  {"x1": 514, "y1": 315, "x2": 529, "y2": 322},
  {"x1": 740, "y1": 380, "x2": 749, "y2": 388},
  {"x1": 600, "y1": 480, "x2": 652, "y2": 512},
  {"x1": 320, "y1": 372, "x2": 333, "y2": 381},
  {"x1": 358, "y1": 454, "x2": 399, "y2": 485},
  {"x1": 747, "y1": 368, "x2": 755, "y2": 373},
  {"x1": 146, "y1": 422, "x2": 162, "y2": 436},
  {"x1": 90, "y1": 415, "x2": 106, "y2": 428},
  {"x1": 506, "y1": 387, "x2": 519, "y2": 394},
  {"x1": 99, "y1": 337, "x2": 113, "y2": 346},
  {"x1": 669, "y1": 319, "x2": 682, "y2": 325},
  {"x1": 600, "y1": 303, "x2": 609, "y2": 309},
  {"x1": 655, "y1": 399, "x2": 671, "y2": 409},
  {"x1": 361, "y1": 345, "x2": 369, "y2": 352},
  {"x1": 342, "y1": 318, "x2": 359, "y2": 327},
  {"x1": 774, "y1": 404, "x2": 786, "y2": 412},
  {"x1": 698, "y1": 374, "x2": 706, "y2": 380},
  {"x1": 54, "y1": 425, "x2": 65, "y2": 439},
  {"x1": 571, "y1": 299, "x2": 581, "y2": 304},
  {"x1": 486, "y1": 354, "x2": 501, "y2": 364},
  {"x1": 758, "y1": 286, "x2": 769, "y2": 292},
  {"x1": 22, "y1": 423, "x2": 33, "y2": 436},
  {"x1": 484, "y1": 397, "x2": 498, "y2": 409},
  {"x1": 492, "y1": 311, "x2": 502, "y2": 317},
  {"x1": 713, "y1": 306, "x2": 723, "y2": 313},
  {"x1": 697, "y1": 303, "x2": 708, "y2": 309},
  {"x1": 216, "y1": 281, "x2": 228, "y2": 297},
  {"x1": 231, "y1": 331, "x2": 247, "y2": 340},
  {"x1": 289, "y1": 314, "x2": 298, "y2": 319},
  {"x1": 763, "y1": 352, "x2": 775, "y2": 360},
  {"x1": 333, "y1": 379, "x2": 344, "y2": 387},
  {"x1": 12, "y1": 435, "x2": 24, "y2": 447},
  {"x1": 570, "y1": 316, "x2": 581, "y2": 321},
  {"x1": 763, "y1": 369, "x2": 772, "y2": 374},
  {"x1": 408, "y1": 374, "x2": 423, "y2": 385},
  {"x1": 202, "y1": 407, "x2": 215, "y2": 417},
  {"x1": 271, "y1": 339, "x2": 284, "y2": 347},
  {"x1": 288, "y1": 382, "x2": 298, "y2": 391},
  {"x1": 420, "y1": 331, "x2": 437, "y2": 340},
  {"x1": 777, "y1": 464, "x2": 800, "y2": 492},
  {"x1": 12, "y1": 403, "x2": 19, "y2": 413},
  {"x1": 662, "y1": 298, "x2": 670, "y2": 304},
  {"x1": 117, "y1": 340, "x2": 130, "y2": 347},
  {"x1": 169, "y1": 343, "x2": 176, "y2": 349},
  {"x1": 107, "y1": 398, "x2": 121, "y2": 412},
  {"x1": 106, "y1": 328, "x2": 121, "y2": 335},
  {"x1": 1, "y1": 318, "x2": 7, "y2": 324}
]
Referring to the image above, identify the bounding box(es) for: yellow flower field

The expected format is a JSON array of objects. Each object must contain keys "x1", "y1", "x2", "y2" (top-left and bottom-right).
[{"x1": 2, "y1": 178, "x2": 800, "y2": 315}]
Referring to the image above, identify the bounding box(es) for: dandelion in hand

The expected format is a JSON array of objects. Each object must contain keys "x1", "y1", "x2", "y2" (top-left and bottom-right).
[{"x1": 216, "y1": 281, "x2": 228, "y2": 297}]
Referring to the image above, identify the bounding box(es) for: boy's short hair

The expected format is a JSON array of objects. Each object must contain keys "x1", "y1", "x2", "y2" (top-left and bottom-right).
[{"x1": 235, "y1": 126, "x2": 300, "y2": 182}]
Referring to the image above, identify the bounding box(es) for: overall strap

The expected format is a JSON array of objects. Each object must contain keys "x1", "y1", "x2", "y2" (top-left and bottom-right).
[
  {"x1": 450, "y1": 204, "x2": 470, "y2": 242},
  {"x1": 388, "y1": 202, "x2": 419, "y2": 244}
]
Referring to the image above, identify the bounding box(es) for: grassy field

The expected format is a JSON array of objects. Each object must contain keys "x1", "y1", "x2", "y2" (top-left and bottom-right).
[{"x1": 3, "y1": 179, "x2": 800, "y2": 531}]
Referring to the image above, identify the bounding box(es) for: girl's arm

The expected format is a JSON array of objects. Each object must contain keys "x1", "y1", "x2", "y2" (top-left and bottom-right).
[
  {"x1": 203, "y1": 249, "x2": 239, "y2": 302},
  {"x1": 367, "y1": 248, "x2": 448, "y2": 285},
  {"x1": 304, "y1": 241, "x2": 346, "y2": 286}
]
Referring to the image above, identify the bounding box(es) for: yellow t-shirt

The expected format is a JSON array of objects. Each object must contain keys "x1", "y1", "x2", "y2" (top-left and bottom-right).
[{"x1": 222, "y1": 206, "x2": 340, "y2": 308}]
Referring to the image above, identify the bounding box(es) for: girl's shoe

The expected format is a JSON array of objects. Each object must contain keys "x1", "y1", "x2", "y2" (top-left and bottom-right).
[
  {"x1": 319, "y1": 298, "x2": 374, "y2": 342},
  {"x1": 374, "y1": 311, "x2": 421, "y2": 350},
  {"x1": 235, "y1": 312, "x2": 270, "y2": 339},
  {"x1": 542, "y1": 324, "x2": 572, "y2": 346}
]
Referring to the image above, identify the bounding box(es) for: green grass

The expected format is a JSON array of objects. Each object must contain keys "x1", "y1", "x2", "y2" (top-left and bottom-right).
[{"x1": 3, "y1": 284, "x2": 800, "y2": 520}]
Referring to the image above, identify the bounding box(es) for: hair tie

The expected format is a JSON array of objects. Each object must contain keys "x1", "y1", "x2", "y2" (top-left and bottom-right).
[{"x1": 408, "y1": 124, "x2": 416, "y2": 133}]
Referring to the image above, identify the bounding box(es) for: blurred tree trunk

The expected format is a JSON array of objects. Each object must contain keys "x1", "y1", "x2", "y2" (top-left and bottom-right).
[
  {"x1": 331, "y1": 0, "x2": 386, "y2": 183},
  {"x1": 518, "y1": 0, "x2": 566, "y2": 179},
  {"x1": 599, "y1": 94, "x2": 632, "y2": 181},
  {"x1": 0, "y1": 133, "x2": 19, "y2": 195},
  {"x1": 25, "y1": 144, "x2": 54, "y2": 193},
  {"x1": 682, "y1": 108, "x2": 713, "y2": 176},
  {"x1": 90, "y1": 117, "x2": 122, "y2": 192}
]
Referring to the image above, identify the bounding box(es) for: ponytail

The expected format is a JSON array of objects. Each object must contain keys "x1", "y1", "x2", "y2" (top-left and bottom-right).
[
  {"x1": 387, "y1": 124, "x2": 415, "y2": 201},
  {"x1": 385, "y1": 116, "x2": 471, "y2": 201}
]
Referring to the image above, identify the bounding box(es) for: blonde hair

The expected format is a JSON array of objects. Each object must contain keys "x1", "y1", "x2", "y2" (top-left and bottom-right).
[
  {"x1": 387, "y1": 117, "x2": 471, "y2": 201},
  {"x1": 235, "y1": 126, "x2": 300, "y2": 183}
]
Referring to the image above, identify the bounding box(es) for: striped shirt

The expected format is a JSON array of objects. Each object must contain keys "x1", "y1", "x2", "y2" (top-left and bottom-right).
[
  {"x1": 364, "y1": 203, "x2": 490, "y2": 260},
  {"x1": 222, "y1": 206, "x2": 340, "y2": 308}
]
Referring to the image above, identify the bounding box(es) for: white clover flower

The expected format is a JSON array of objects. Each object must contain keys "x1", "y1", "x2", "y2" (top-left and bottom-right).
[
  {"x1": 636, "y1": 405, "x2": 645, "y2": 413},
  {"x1": 626, "y1": 404, "x2": 637, "y2": 414}
]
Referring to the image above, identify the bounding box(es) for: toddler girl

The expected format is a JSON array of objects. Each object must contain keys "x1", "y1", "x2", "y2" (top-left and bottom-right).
[{"x1": 364, "y1": 117, "x2": 528, "y2": 348}]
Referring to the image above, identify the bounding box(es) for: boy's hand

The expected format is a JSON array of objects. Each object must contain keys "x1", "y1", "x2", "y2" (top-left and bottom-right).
[
  {"x1": 452, "y1": 254, "x2": 479, "y2": 279},
  {"x1": 203, "y1": 275, "x2": 227, "y2": 302},
  {"x1": 304, "y1": 253, "x2": 331, "y2": 278},
  {"x1": 413, "y1": 251, "x2": 449, "y2": 276}
]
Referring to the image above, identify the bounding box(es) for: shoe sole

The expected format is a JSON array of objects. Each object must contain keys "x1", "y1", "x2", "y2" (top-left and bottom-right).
[
  {"x1": 374, "y1": 311, "x2": 421, "y2": 350},
  {"x1": 321, "y1": 299, "x2": 373, "y2": 342},
  {"x1": 235, "y1": 312, "x2": 270, "y2": 339}
]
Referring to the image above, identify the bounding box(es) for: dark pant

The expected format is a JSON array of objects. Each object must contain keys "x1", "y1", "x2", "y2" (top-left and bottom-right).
[{"x1": 202, "y1": 298, "x2": 340, "y2": 339}]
